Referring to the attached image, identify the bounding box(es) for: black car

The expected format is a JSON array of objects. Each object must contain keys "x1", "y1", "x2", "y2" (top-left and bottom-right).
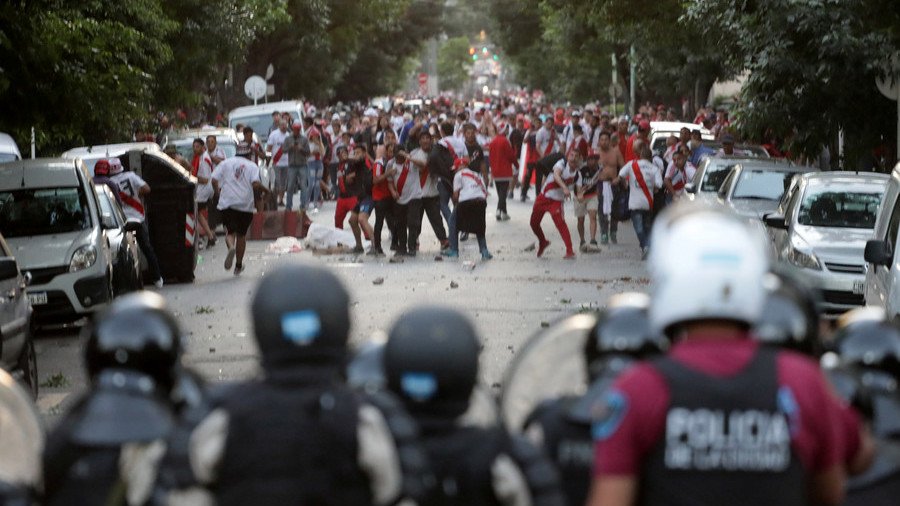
[
  {"x1": 0, "y1": 233, "x2": 37, "y2": 397},
  {"x1": 95, "y1": 185, "x2": 143, "y2": 295}
]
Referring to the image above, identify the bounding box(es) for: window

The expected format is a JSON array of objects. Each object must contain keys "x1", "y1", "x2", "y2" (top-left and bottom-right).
[
  {"x1": 732, "y1": 170, "x2": 795, "y2": 201},
  {"x1": 0, "y1": 187, "x2": 91, "y2": 238},
  {"x1": 798, "y1": 189, "x2": 882, "y2": 229},
  {"x1": 701, "y1": 163, "x2": 737, "y2": 192},
  {"x1": 885, "y1": 194, "x2": 900, "y2": 254}
]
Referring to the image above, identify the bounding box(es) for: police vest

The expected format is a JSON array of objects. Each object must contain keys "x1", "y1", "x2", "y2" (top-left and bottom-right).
[
  {"x1": 422, "y1": 425, "x2": 507, "y2": 506},
  {"x1": 44, "y1": 447, "x2": 123, "y2": 506},
  {"x1": 214, "y1": 380, "x2": 371, "y2": 506},
  {"x1": 640, "y1": 348, "x2": 807, "y2": 506},
  {"x1": 525, "y1": 397, "x2": 593, "y2": 506}
]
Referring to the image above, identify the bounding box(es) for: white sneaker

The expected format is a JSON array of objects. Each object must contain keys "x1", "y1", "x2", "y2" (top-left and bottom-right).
[
  {"x1": 154, "y1": 278, "x2": 164, "y2": 288},
  {"x1": 224, "y1": 247, "x2": 236, "y2": 270}
]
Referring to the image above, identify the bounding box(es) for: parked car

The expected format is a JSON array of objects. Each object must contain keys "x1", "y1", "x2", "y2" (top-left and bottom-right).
[
  {"x1": 0, "y1": 233, "x2": 37, "y2": 398},
  {"x1": 686, "y1": 156, "x2": 777, "y2": 203},
  {"x1": 228, "y1": 100, "x2": 305, "y2": 149},
  {"x1": 648, "y1": 121, "x2": 712, "y2": 155},
  {"x1": 0, "y1": 158, "x2": 114, "y2": 323},
  {"x1": 62, "y1": 142, "x2": 159, "y2": 176},
  {"x1": 165, "y1": 128, "x2": 240, "y2": 162},
  {"x1": 864, "y1": 163, "x2": 900, "y2": 318},
  {"x1": 0, "y1": 133, "x2": 22, "y2": 163},
  {"x1": 94, "y1": 185, "x2": 143, "y2": 295},
  {"x1": 716, "y1": 160, "x2": 815, "y2": 220},
  {"x1": 764, "y1": 172, "x2": 888, "y2": 315}
]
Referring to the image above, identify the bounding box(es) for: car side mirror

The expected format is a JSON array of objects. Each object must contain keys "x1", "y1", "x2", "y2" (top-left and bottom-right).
[
  {"x1": 101, "y1": 213, "x2": 117, "y2": 230},
  {"x1": 684, "y1": 183, "x2": 696, "y2": 194},
  {"x1": 0, "y1": 258, "x2": 19, "y2": 281},
  {"x1": 763, "y1": 213, "x2": 788, "y2": 230},
  {"x1": 865, "y1": 239, "x2": 893, "y2": 267}
]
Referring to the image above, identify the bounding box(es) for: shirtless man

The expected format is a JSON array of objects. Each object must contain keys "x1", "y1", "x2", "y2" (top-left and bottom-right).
[{"x1": 597, "y1": 130, "x2": 624, "y2": 244}]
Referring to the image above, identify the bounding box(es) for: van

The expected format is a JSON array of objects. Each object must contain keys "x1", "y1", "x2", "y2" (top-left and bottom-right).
[
  {"x1": 0, "y1": 133, "x2": 23, "y2": 163},
  {"x1": 0, "y1": 158, "x2": 115, "y2": 323},
  {"x1": 864, "y1": 162, "x2": 900, "y2": 318},
  {"x1": 228, "y1": 100, "x2": 304, "y2": 148},
  {"x1": 62, "y1": 142, "x2": 159, "y2": 176}
]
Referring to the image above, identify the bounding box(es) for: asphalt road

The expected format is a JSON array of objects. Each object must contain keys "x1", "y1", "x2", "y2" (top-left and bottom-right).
[{"x1": 34, "y1": 192, "x2": 648, "y2": 421}]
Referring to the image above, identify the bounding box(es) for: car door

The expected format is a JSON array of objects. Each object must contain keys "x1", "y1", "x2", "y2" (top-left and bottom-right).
[
  {"x1": 0, "y1": 236, "x2": 28, "y2": 365},
  {"x1": 866, "y1": 188, "x2": 900, "y2": 311},
  {"x1": 770, "y1": 178, "x2": 802, "y2": 258}
]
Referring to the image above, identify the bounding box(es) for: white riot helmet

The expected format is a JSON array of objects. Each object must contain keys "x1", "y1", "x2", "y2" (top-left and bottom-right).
[
  {"x1": 648, "y1": 202, "x2": 770, "y2": 336},
  {"x1": 107, "y1": 157, "x2": 124, "y2": 175}
]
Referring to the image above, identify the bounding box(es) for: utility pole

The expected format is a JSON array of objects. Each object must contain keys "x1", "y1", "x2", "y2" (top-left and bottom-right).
[
  {"x1": 611, "y1": 53, "x2": 617, "y2": 115},
  {"x1": 629, "y1": 44, "x2": 636, "y2": 117}
]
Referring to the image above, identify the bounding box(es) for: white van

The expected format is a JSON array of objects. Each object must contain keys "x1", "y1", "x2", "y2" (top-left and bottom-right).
[
  {"x1": 0, "y1": 133, "x2": 23, "y2": 163},
  {"x1": 62, "y1": 142, "x2": 159, "y2": 176},
  {"x1": 228, "y1": 100, "x2": 304, "y2": 148},
  {"x1": 864, "y1": 162, "x2": 900, "y2": 318},
  {"x1": 0, "y1": 158, "x2": 115, "y2": 323}
]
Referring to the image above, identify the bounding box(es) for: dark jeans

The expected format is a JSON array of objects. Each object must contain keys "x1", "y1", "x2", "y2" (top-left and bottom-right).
[
  {"x1": 495, "y1": 181, "x2": 510, "y2": 213},
  {"x1": 520, "y1": 163, "x2": 545, "y2": 199},
  {"x1": 438, "y1": 182, "x2": 453, "y2": 226},
  {"x1": 631, "y1": 210, "x2": 652, "y2": 249},
  {"x1": 416, "y1": 195, "x2": 447, "y2": 242},
  {"x1": 598, "y1": 191, "x2": 618, "y2": 235},
  {"x1": 394, "y1": 199, "x2": 422, "y2": 253},
  {"x1": 373, "y1": 199, "x2": 396, "y2": 251},
  {"x1": 137, "y1": 221, "x2": 162, "y2": 281},
  {"x1": 327, "y1": 162, "x2": 339, "y2": 197}
]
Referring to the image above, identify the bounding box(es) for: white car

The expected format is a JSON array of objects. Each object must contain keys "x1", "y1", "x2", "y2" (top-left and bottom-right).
[
  {"x1": 648, "y1": 121, "x2": 712, "y2": 155},
  {"x1": 165, "y1": 128, "x2": 240, "y2": 162},
  {"x1": 62, "y1": 142, "x2": 159, "y2": 176},
  {"x1": 686, "y1": 155, "x2": 771, "y2": 203},
  {"x1": 864, "y1": 163, "x2": 900, "y2": 318},
  {"x1": 0, "y1": 133, "x2": 22, "y2": 163},
  {"x1": 765, "y1": 172, "x2": 888, "y2": 316},
  {"x1": 0, "y1": 158, "x2": 114, "y2": 323},
  {"x1": 228, "y1": 100, "x2": 304, "y2": 149},
  {"x1": 717, "y1": 161, "x2": 815, "y2": 220}
]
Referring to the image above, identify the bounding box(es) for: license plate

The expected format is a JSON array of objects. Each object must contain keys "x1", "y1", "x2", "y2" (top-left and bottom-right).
[
  {"x1": 852, "y1": 280, "x2": 865, "y2": 295},
  {"x1": 27, "y1": 292, "x2": 47, "y2": 306}
]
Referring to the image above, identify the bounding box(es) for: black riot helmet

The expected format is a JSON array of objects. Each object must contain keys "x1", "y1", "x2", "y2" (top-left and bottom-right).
[
  {"x1": 384, "y1": 306, "x2": 480, "y2": 419},
  {"x1": 251, "y1": 264, "x2": 351, "y2": 370},
  {"x1": 833, "y1": 307, "x2": 900, "y2": 380},
  {"x1": 84, "y1": 291, "x2": 182, "y2": 391},
  {"x1": 754, "y1": 271, "x2": 822, "y2": 356},
  {"x1": 584, "y1": 293, "x2": 666, "y2": 381}
]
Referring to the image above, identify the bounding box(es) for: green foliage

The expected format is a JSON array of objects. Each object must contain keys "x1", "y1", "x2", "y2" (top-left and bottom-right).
[{"x1": 438, "y1": 36, "x2": 474, "y2": 91}]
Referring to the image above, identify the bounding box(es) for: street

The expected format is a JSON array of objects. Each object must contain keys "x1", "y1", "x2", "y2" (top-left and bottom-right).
[{"x1": 34, "y1": 192, "x2": 648, "y2": 421}]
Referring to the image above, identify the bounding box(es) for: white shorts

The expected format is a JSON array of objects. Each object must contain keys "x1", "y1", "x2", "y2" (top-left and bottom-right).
[{"x1": 574, "y1": 197, "x2": 599, "y2": 217}]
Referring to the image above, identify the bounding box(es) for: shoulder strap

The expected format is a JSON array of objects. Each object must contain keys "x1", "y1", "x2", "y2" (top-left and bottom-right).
[{"x1": 631, "y1": 160, "x2": 653, "y2": 207}]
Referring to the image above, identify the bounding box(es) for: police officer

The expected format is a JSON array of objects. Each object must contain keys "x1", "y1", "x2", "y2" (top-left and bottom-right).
[
  {"x1": 0, "y1": 367, "x2": 44, "y2": 505},
  {"x1": 384, "y1": 305, "x2": 566, "y2": 506},
  {"x1": 522, "y1": 293, "x2": 665, "y2": 506},
  {"x1": 830, "y1": 307, "x2": 900, "y2": 505},
  {"x1": 753, "y1": 270, "x2": 823, "y2": 357},
  {"x1": 588, "y1": 202, "x2": 873, "y2": 506},
  {"x1": 43, "y1": 292, "x2": 181, "y2": 506},
  {"x1": 181, "y1": 264, "x2": 429, "y2": 505}
]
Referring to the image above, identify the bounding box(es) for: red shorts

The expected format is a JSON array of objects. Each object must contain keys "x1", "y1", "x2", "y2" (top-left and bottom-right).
[{"x1": 335, "y1": 196, "x2": 358, "y2": 229}]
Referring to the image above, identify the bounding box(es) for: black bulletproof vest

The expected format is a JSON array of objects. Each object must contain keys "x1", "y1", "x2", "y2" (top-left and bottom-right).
[
  {"x1": 640, "y1": 348, "x2": 807, "y2": 506},
  {"x1": 44, "y1": 447, "x2": 123, "y2": 506},
  {"x1": 421, "y1": 424, "x2": 508, "y2": 506},
  {"x1": 214, "y1": 379, "x2": 371, "y2": 506},
  {"x1": 525, "y1": 398, "x2": 592, "y2": 506}
]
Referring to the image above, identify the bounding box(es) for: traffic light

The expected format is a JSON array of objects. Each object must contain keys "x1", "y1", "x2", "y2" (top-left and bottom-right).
[{"x1": 469, "y1": 47, "x2": 475, "y2": 55}]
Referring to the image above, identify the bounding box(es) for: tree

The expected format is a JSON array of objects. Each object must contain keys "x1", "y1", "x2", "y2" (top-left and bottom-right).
[
  {"x1": 687, "y1": 0, "x2": 900, "y2": 166},
  {"x1": 437, "y1": 36, "x2": 473, "y2": 91}
]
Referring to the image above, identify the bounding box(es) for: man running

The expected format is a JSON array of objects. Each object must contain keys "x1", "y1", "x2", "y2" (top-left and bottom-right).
[
  {"x1": 575, "y1": 153, "x2": 601, "y2": 251},
  {"x1": 617, "y1": 142, "x2": 663, "y2": 259},
  {"x1": 598, "y1": 131, "x2": 624, "y2": 245},
  {"x1": 108, "y1": 158, "x2": 164, "y2": 288},
  {"x1": 531, "y1": 149, "x2": 580, "y2": 259},
  {"x1": 211, "y1": 147, "x2": 267, "y2": 276}
]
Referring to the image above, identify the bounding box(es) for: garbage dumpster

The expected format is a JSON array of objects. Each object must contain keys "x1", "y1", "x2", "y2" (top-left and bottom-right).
[{"x1": 121, "y1": 148, "x2": 198, "y2": 283}]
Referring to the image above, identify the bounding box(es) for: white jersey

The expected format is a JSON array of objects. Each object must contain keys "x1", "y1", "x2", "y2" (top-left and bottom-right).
[
  {"x1": 194, "y1": 152, "x2": 215, "y2": 203},
  {"x1": 411, "y1": 148, "x2": 438, "y2": 198},
  {"x1": 540, "y1": 159, "x2": 577, "y2": 201},
  {"x1": 453, "y1": 168, "x2": 488, "y2": 202},
  {"x1": 388, "y1": 158, "x2": 421, "y2": 205},
  {"x1": 212, "y1": 157, "x2": 260, "y2": 213},
  {"x1": 618, "y1": 159, "x2": 663, "y2": 211},
  {"x1": 110, "y1": 171, "x2": 148, "y2": 222},
  {"x1": 267, "y1": 129, "x2": 289, "y2": 167}
]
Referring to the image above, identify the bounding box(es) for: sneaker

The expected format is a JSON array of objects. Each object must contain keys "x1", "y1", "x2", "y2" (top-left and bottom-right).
[
  {"x1": 501, "y1": 212, "x2": 510, "y2": 221},
  {"x1": 520, "y1": 195, "x2": 527, "y2": 202},
  {"x1": 311, "y1": 207, "x2": 319, "y2": 215},
  {"x1": 641, "y1": 247, "x2": 649, "y2": 260},
  {"x1": 590, "y1": 240, "x2": 599, "y2": 250},
  {"x1": 442, "y1": 249, "x2": 459, "y2": 258},
  {"x1": 563, "y1": 252, "x2": 577, "y2": 260},
  {"x1": 440, "y1": 239, "x2": 450, "y2": 251},
  {"x1": 234, "y1": 264, "x2": 245, "y2": 276},
  {"x1": 394, "y1": 250, "x2": 409, "y2": 258},
  {"x1": 460, "y1": 232, "x2": 469, "y2": 242},
  {"x1": 390, "y1": 242, "x2": 398, "y2": 251},
  {"x1": 373, "y1": 248, "x2": 385, "y2": 256},
  {"x1": 154, "y1": 278, "x2": 164, "y2": 289},
  {"x1": 600, "y1": 233, "x2": 609, "y2": 245},
  {"x1": 611, "y1": 233, "x2": 618, "y2": 244},
  {"x1": 224, "y1": 246, "x2": 236, "y2": 270},
  {"x1": 579, "y1": 241, "x2": 587, "y2": 253},
  {"x1": 352, "y1": 246, "x2": 365, "y2": 254},
  {"x1": 537, "y1": 240, "x2": 551, "y2": 258},
  {"x1": 481, "y1": 250, "x2": 493, "y2": 260},
  {"x1": 207, "y1": 237, "x2": 217, "y2": 248},
  {"x1": 496, "y1": 211, "x2": 502, "y2": 221}
]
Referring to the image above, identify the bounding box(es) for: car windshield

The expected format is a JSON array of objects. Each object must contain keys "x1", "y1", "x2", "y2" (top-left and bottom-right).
[
  {"x1": 732, "y1": 169, "x2": 794, "y2": 201},
  {"x1": 798, "y1": 189, "x2": 882, "y2": 229},
  {"x1": 701, "y1": 163, "x2": 737, "y2": 192},
  {"x1": 0, "y1": 187, "x2": 91, "y2": 237},
  {"x1": 231, "y1": 112, "x2": 299, "y2": 143}
]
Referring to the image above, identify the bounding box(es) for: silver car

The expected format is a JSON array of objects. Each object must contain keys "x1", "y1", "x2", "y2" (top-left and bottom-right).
[
  {"x1": 686, "y1": 156, "x2": 776, "y2": 203},
  {"x1": 764, "y1": 172, "x2": 888, "y2": 315},
  {"x1": 716, "y1": 160, "x2": 816, "y2": 220}
]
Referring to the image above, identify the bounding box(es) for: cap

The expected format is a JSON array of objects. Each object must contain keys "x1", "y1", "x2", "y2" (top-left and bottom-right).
[
  {"x1": 639, "y1": 120, "x2": 650, "y2": 131},
  {"x1": 291, "y1": 123, "x2": 302, "y2": 131},
  {"x1": 572, "y1": 110, "x2": 582, "y2": 116},
  {"x1": 332, "y1": 113, "x2": 341, "y2": 121}
]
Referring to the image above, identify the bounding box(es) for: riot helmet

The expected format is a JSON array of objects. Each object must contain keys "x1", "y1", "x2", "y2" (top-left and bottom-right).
[
  {"x1": 384, "y1": 306, "x2": 480, "y2": 419},
  {"x1": 754, "y1": 270, "x2": 822, "y2": 357},
  {"x1": 833, "y1": 307, "x2": 900, "y2": 381},
  {"x1": 584, "y1": 292, "x2": 666, "y2": 381},
  {"x1": 648, "y1": 202, "x2": 770, "y2": 337},
  {"x1": 0, "y1": 369, "x2": 43, "y2": 495},
  {"x1": 84, "y1": 291, "x2": 181, "y2": 391},
  {"x1": 251, "y1": 264, "x2": 351, "y2": 370}
]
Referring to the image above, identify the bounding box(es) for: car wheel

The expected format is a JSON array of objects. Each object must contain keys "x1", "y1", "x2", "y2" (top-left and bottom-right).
[{"x1": 17, "y1": 338, "x2": 38, "y2": 400}]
